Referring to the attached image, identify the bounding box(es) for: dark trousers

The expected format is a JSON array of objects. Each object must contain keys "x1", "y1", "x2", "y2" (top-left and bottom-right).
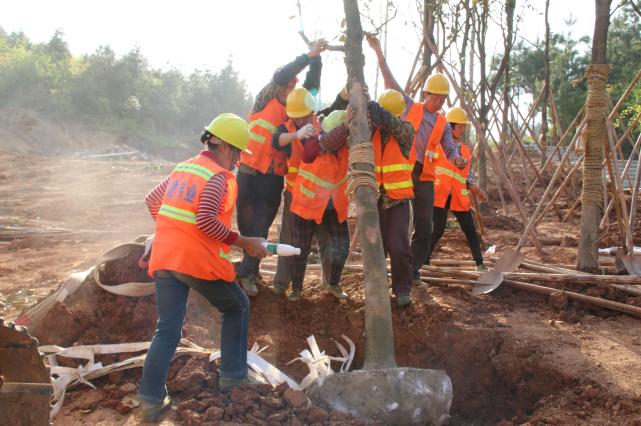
[
  {"x1": 410, "y1": 163, "x2": 435, "y2": 279},
  {"x1": 273, "y1": 191, "x2": 331, "y2": 289},
  {"x1": 236, "y1": 170, "x2": 283, "y2": 279},
  {"x1": 286, "y1": 207, "x2": 349, "y2": 290},
  {"x1": 428, "y1": 195, "x2": 484, "y2": 265},
  {"x1": 138, "y1": 271, "x2": 249, "y2": 404},
  {"x1": 379, "y1": 200, "x2": 413, "y2": 296}
]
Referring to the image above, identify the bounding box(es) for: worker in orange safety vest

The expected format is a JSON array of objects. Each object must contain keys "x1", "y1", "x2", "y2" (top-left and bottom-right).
[
  {"x1": 236, "y1": 39, "x2": 328, "y2": 297},
  {"x1": 367, "y1": 34, "x2": 469, "y2": 289},
  {"x1": 370, "y1": 89, "x2": 416, "y2": 306},
  {"x1": 138, "y1": 113, "x2": 270, "y2": 422},
  {"x1": 427, "y1": 107, "x2": 489, "y2": 271}
]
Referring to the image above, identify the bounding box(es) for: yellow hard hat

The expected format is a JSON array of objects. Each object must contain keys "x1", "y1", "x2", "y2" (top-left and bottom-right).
[
  {"x1": 377, "y1": 89, "x2": 406, "y2": 117},
  {"x1": 445, "y1": 107, "x2": 468, "y2": 124},
  {"x1": 204, "y1": 113, "x2": 250, "y2": 153},
  {"x1": 286, "y1": 87, "x2": 315, "y2": 118},
  {"x1": 423, "y1": 73, "x2": 450, "y2": 95},
  {"x1": 321, "y1": 110, "x2": 347, "y2": 133}
]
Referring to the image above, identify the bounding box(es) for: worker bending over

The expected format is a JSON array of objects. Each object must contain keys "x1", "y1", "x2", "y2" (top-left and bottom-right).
[
  {"x1": 427, "y1": 107, "x2": 488, "y2": 271},
  {"x1": 370, "y1": 89, "x2": 416, "y2": 306},
  {"x1": 278, "y1": 107, "x2": 353, "y2": 301},
  {"x1": 139, "y1": 114, "x2": 270, "y2": 422},
  {"x1": 236, "y1": 40, "x2": 327, "y2": 297},
  {"x1": 367, "y1": 34, "x2": 467, "y2": 289}
]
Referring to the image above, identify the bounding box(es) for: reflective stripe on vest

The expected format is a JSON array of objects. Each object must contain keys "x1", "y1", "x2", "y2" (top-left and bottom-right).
[
  {"x1": 248, "y1": 118, "x2": 278, "y2": 144},
  {"x1": 298, "y1": 169, "x2": 335, "y2": 190},
  {"x1": 434, "y1": 165, "x2": 467, "y2": 184},
  {"x1": 174, "y1": 163, "x2": 216, "y2": 180},
  {"x1": 158, "y1": 204, "x2": 197, "y2": 224}
]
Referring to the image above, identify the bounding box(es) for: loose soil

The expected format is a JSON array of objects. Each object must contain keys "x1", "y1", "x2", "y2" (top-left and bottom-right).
[{"x1": 2, "y1": 152, "x2": 641, "y2": 425}]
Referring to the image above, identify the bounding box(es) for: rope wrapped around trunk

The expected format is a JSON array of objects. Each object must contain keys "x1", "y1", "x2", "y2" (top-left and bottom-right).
[
  {"x1": 347, "y1": 141, "x2": 378, "y2": 196},
  {"x1": 581, "y1": 63, "x2": 610, "y2": 208}
]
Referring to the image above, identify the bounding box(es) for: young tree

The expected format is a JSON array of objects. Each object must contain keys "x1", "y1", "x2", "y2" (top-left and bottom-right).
[{"x1": 577, "y1": 0, "x2": 612, "y2": 272}]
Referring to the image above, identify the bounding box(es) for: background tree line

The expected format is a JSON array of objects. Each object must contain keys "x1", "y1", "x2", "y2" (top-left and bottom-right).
[{"x1": 0, "y1": 27, "x2": 253, "y2": 155}]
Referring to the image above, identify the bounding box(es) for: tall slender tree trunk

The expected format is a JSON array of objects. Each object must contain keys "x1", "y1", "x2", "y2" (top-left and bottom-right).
[
  {"x1": 541, "y1": 0, "x2": 550, "y2": 164},
  {"x1": 343, "y1": 0, "x2": 396, "y2": 369},
  {"x1": 476, "y1": 1, "x2": 490, "y2": 194},
  {"x1": 501, "y1": 0, "x2": 516, "y2": 147},
  {"x1": 577, "y1": 0, "x2": 612, "y2": 272},
  {"x1": 420, "y1": 0, "x2": 436, "y2": 101}
]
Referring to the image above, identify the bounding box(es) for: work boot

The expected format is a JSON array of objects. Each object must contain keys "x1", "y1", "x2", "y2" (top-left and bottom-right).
[
  {"x1": 325, "y1": 285, "x2": 349, "y2": 300},
  {"x1": 268, "y1": 283, "x2": 287, "y2": 296},
  {"x1": 395, "y1": 293, "x2": 411, "y2": 307},
  {"x1": 240, "y1": 276, "x2": 258, "y2": 297},
  {"x1": 476, "y1": 263, "x2": 489, "y2": 272},
  {"x1": 219, "y1": 376, "x2": 262, "y2": 392},
  {"x1": 141, "y1": 395, "x2": 172, "y2": 423},
  {"x1": 287, "y1": 289, "x2": 302, "y2": 301}
]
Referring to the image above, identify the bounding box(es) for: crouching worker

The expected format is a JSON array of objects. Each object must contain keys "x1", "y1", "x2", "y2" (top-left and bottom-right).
[
  {"x1": 284, "y1": 105, "x2": 353, "y2": 301},
  {"x1": 370, "y1": 89, "x2": 416, "y2": 306},
  {"x1": 427, "y1": 107, "x2": 488, "y2": 271},
  {"x1": 138, "y1": 113, "x2": 270, "y2": 422}
]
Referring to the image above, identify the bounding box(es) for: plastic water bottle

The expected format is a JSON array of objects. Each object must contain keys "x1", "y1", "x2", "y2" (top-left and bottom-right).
[{"x1": 262, "y1": 242, "x2": 301, "y2": 256}]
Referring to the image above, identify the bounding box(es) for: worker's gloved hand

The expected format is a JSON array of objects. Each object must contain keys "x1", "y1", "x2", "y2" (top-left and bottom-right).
[
  {"x1": 471, "y1": 185, "x2": 489, "y2": 202},
  {"x1": 454, "y1": 156, "x2": 468, "y2": 169},
  {"x1": 296, "y1": 123, "x2": 316, "y2": 140},
  {"x1": 235, "y1": 236, "x2": 270, "y2": 259}
]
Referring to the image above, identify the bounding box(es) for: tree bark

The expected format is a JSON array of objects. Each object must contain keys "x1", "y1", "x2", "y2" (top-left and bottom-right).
[
  {"x1": 343, "y1": 0, "x2": 396, "y2": 370},
  {"x1": 476, "y1": 1, "x2": 490, "y2": 195},
  {"x1": 577, "y1": 0, "x2": 612, "y2": 272},
  {"x1": 501, "y1": 0, "x2": 516, "y2": 147},
  {"x1": 420, "y1": 0, "x2": 436, "y2": 101},
  {"x1": 541, "y1": 0, "x2": 550, "y2": 165}
]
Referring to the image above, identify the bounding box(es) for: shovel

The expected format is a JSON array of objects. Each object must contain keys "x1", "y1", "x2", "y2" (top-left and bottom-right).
[{"x1": 473, "y1": 247, "x2": 525, "y2": 295}]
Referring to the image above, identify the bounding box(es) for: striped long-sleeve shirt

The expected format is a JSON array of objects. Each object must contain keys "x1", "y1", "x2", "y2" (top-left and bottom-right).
[{"x1": 145, "y1": 152, "x2": 238, "y2": 245}]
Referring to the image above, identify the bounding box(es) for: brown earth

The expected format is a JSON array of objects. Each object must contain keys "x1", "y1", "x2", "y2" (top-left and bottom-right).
[{"x1": 1, "y1": 151, "x2": 641, "y2": 425}]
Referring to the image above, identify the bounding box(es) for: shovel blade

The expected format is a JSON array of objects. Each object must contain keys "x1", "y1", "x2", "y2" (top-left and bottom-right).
[
  {"x1": 473, "y1": 271, "x2": 504, "y2": 296},
  {"x1": 620, "y1": 254, "x2": 641, "y2": 276},
  {"x1": 494, "y1": 248, "x2": 525, "y2": 273}
]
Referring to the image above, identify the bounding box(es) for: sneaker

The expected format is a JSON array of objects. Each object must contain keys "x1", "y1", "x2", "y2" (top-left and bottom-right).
[
  {"x1": 219, "y1": 376, "x2": 262, "y2": 392},
  {"x1": 326, "y1": 285, "x2": 349, "y2": 300},
  {"x1": 476, "y1": 263, "x2": 489, "y2": 272},
  {"x1": 240, "y1": 276, "x2": 258, "y2": 296},
  {"x1": 396, "y1": 293, "x2": 411, "y2": 307},
  {"x1": 268, "y1": 283, "x2": 287, "y2": 295},
  {"x1": 287, "y1": 289, "x2": 302, "y2": 301},
  {"x1": 141, "y1": 395, "x2": 172, "y2": 423}
]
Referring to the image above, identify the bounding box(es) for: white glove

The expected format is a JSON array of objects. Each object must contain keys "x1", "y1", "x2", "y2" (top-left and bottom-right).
[{"x1": 296, "y1": 123, "x2": 315, "y2": 140}]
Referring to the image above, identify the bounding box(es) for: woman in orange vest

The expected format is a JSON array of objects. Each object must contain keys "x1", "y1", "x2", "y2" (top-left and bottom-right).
[
  {"x1": 282, "y1": 108, "x2": 354, "y2": 301},
  {"x1": 138, "y1": 114, "x2": 270, "y2": 422},
  {"x1": 370, "y1": 89, "x2": 416, "y2": 306},
  {"x1": 428, "y1": 107, "x2": 489, "y2": 272},
  {"x1": 236, "y1": 39, "x2": 327, "y2": 298}
]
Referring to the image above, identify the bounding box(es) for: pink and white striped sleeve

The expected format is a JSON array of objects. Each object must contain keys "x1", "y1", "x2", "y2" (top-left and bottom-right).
[
  {"x1": 145, "y1": 177, "x2": 169, "y2": 220},
  {"x1": 196, "y1": 174, "x2": 239, "y2": 244}
]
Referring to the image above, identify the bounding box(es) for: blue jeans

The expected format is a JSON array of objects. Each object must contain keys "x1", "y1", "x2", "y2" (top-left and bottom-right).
[{"x1": 138, "y1": 272, "x2": 249, "y2": 404}]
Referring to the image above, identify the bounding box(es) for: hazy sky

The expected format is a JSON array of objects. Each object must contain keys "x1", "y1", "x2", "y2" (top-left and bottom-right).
[{"x1": 2, "y1": 0, "x2": 596, "y2": 103}]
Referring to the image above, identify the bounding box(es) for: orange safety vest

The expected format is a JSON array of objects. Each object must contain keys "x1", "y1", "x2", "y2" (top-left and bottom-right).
[
  {"x1": 433, "y1": 142, "x2": 472, "y2": 211},
  {"x1": 148, "y1": 155, "x2": 237, "y2": 282},
  {"x1": 404, "y1": 102, "x2": 447, "y2": 182},
  {"x1": 283, "y1": 116, "x2": 320, "y2": 192},
  {"x1": 372, "y1": 128, "x2": 416, "y2": 200},
  {"x1": 290, "y1": 145, "x2": 349, "y2": 224},
  {"x1": 240, "y1": 98, "x2": 288, "y2": 176}
]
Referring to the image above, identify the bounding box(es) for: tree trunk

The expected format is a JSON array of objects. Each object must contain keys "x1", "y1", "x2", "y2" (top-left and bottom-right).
[
  {"x1": 420, "y1": 0, "x2": 436, "y2": 101},
  {"x1": 501, "y1": 0, "x2": 516, "y2": 147},
  {"x1": 476, "y1": 1, "x2": 489, "y2": 195},
  {"x1": 343, "y1": 0, "x2": 396, "y2": 370},
  {"x1": 541, "y1": 0, "x2": 550, "y2": 164},
  {"x1": 577, "y1": 0, "x2": 612, "y2": 272}
]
